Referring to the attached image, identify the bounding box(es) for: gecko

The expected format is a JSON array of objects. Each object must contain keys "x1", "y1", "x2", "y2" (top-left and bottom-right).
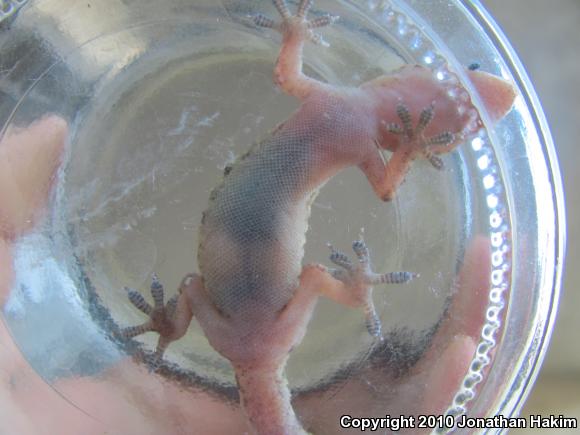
[{"x1": 118, "y1": 1, "x2": 516, "y2": 434}]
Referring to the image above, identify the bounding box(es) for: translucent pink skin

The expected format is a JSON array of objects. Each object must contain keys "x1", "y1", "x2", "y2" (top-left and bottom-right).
[
  {"x1": 171, "y1": 8, "x2": 516, "y2": 435},
  {"x1": 0, "y1": 115, "x2": 67, "y2": 306},
  {"x1": 0, "y1": 4, "x2": 516, "y2": 435}
]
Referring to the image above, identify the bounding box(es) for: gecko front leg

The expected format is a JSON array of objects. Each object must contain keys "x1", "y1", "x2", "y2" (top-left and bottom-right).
[
  {"x1": 361, "y1": 100, "x2": 456, "y2": 201},
  {"x1": 323, "y1": 238, "x2": 417, "y2": 339}
]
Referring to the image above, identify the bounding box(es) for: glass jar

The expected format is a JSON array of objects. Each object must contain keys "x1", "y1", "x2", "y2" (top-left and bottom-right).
[{"x1": 0, "y1": 1, "x2": 564, "y2": 433}]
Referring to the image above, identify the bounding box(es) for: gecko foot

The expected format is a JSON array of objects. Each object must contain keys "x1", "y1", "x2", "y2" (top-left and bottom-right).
[
  {"x1": 384, "y1": 102, "x2": 454, "y2": 170},
  {"x1": 251, "y1": 0, "x2": 339, "y2": 47},
  {"x1": 327, "y1": 239, "x2": 418, "y2": 338},
  {"x1": 119, "y1": 274, "x2": 182, "y2": 368}
]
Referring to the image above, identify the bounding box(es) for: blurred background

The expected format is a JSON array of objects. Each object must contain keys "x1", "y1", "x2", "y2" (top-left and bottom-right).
[{"x1": 482, "y1": 0, "x2": 579, "y2": 431}]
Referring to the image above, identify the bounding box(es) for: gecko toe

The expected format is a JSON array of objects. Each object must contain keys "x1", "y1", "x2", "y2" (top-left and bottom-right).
[
  {"x1": 251, "y1": 13, "x2": 277, "y2": 29},
  {"x1": 426, "y1": 131, "x2": 454, "y2": 146},
  {"x1": 307, "y1": 14, "x2": 339, "y2": 29},
  {"x1": 423, "y1": 149, "x2": 445, "y2": 170},
  {"x1": 125, "y1": 287, "x2": 153, "y2": 315},
  {"x1": 416, "y1": 103, "x2": 435, "y2": 134},
  {"x1": 328, "y1": 243, "x2": 353, "y2": 270},
  {"x1": 352, "y1": 239, "x2": 370, "y2": 265},
  {"x1": 261, "y1": 0, "x2": 338, "y2": 48},
  {"x1": 120, "y1": 322, "x2": 153, "y2": 339},
  {"x1": 369, "y1": 271, "x2": 418, "y2": 285},
  {"x1": 273, "y1": 0, "x2": 291, "y2": 19},
  {"x1": 296, "y1": 0, "x2": 313, "y2": 18},
  {"x1": 308, "y1": 31, "x2": 329, "y2": 47},
  {"x1": 363, "y1": 303, "x2": 384, "y2": 339}
]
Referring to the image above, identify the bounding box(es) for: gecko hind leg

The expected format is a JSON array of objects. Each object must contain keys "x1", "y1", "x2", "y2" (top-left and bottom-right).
[
  {"x1": 327, "y1": 239, "x2": 417, "y2": 339},
  {"x1": 251, "y1": 0, "x2": 339, "y2": 99},
  {"x1": 120, "y1": 274, "x2": 191, "y2": 368}
]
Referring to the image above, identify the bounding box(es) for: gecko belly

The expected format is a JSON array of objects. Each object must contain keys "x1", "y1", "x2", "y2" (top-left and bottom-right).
[{"x1": 198, "y1": 135, "x2": 313, "y2": 319}]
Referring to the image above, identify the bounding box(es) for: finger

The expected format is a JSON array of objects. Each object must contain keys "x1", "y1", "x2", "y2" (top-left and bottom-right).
[
  {"x1": 0, "y1": 115, "x2": 67, "y2": 239},
  {"x1": 452, "y1": 235, "x2": 492, "y2": 340},
  {"x1": 0, "y1": 239, "x2": 14, "y2": 306},
  {"x1": 422, "y1": 335, "x2": 477, "y2": 416}
]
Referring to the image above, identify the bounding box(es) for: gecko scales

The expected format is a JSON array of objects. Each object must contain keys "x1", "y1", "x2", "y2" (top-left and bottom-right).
[{"x1": 118, "y1": 1, "x2": 516, "y2": 434}]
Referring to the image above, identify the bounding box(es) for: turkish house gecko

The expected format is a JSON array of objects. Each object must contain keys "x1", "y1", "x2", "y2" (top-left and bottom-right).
[{"x1": 118, "y1": 1, "x2": 516, "y2": 434}]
